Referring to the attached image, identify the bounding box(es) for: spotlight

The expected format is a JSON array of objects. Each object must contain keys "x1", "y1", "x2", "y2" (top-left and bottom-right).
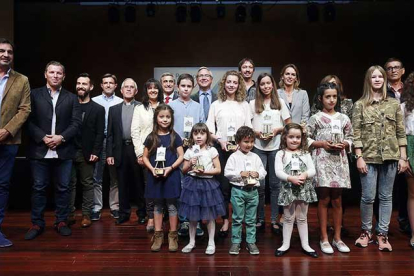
[
  {"x1": 235, "y1": 5, "x2": 246, "y2": 23},
  {"x1": 190, "y1": 4, "x2": 201, "y2": 23},
  {"x1": 146, "y1": 3, "x2": 156, "y2": 17},
  {"x1": 108, "y1": 5, "x2": 120, "y2": 24},
  {"x1": 125, "y1": 5, "x2": 136, "y2": 23},
  {"x1": 307, "y1": 3, "x2": 319, "y2": 23},
  {"x1": 324, "y1": 2, "x2": 336, "y2": 22},
  {"x1": 217, "y1": 4, "x2": 225, "y2": 19},
  {"x1": 251, "y1": 4, "x2": 262, "y2": 23},
  {"x1": 176, "y1": 4, "x2": 187, "y2": 23}
]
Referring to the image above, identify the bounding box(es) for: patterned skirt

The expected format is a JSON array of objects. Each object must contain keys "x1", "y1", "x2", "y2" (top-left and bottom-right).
[{"x1": 179, "y1": 175, "x2": 226, "y2": 221}]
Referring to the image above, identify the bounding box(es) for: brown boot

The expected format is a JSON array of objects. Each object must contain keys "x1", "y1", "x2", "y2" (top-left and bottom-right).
[
  {"x1": 168, "y1": 231, "x2": 178, "y2": 252},
  {"x1": 81, "y1": 215, "x2": 91, "y2": 228},
  {"x1": 151, "y1": 231, "x2": 164, "y2": 252}
]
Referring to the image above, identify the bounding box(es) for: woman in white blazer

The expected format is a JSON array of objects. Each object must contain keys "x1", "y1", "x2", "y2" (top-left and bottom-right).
[
  {"x1": 131, "y1": 78, "x2": 164, "y2": 232},
  {"x1": 277, "y1": 64, "x2": 310, "y2": 124}
]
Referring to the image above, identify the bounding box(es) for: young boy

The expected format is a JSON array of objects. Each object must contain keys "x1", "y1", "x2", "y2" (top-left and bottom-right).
[
  {"x1": 224, "y1": 126, "x2": 267, "y2": 255},
  {"x1": 169, "y1": 73, "x2": 205, "y2": 237}
]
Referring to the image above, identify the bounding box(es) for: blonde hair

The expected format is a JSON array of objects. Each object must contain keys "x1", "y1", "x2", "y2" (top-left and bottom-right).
[
  {"x1": 359, "y1": 65, "x2": 388, "y2": 107},
  {"x1": 217, "y1": 70, "x2": 246, "y2": 102}
]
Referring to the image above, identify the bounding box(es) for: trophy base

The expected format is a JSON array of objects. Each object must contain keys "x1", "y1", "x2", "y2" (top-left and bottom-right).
[
  {"x1": 262, "y1": 133, "x2": 273, "y2": 139},
  {"x1": 193, "y1": 165, "x2": 204, "y2": 171},
  {"x1": 183, "y1": 139, "x2": 190, "y2": 147},
  {"x1": 246, "y1": 178, "x2": 257, "y2": 185},
  {"x1": 154, "y1": 168, "x2": 164, "y2": 175},
  {"x1": 226, "y1": 144, "x2": 238, "y2": 151}
]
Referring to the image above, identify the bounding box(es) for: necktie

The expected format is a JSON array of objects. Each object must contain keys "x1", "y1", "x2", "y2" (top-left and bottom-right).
[
  {"x1": 202, "y1": 92, "x2": 210, "y2": 120},
  {"x1": 165, "y1": 96, "x2": 170, "y2": 104}
]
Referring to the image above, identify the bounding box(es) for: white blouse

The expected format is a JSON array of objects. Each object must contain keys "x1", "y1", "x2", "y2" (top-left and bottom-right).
[
  {"x1": 206, "y1": 100, "x2": 252, "y2": 141},
  {"x1": 250, "y1": 98, "x2": 290, "y2": 151},
  {"x1": 131, "y1": 104, "x2": 156, "y2": 157},
  {"x1": 184, "y1": 146, "x2": 218, "y2": 179},
  {"x1": 274, "y1": 150, "x2": 316, "y2": 182}
]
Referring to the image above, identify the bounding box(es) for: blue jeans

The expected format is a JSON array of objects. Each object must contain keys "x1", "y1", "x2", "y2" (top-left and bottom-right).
[
  {"x1": 253, "y1": 147, "x2": 280, "y2": 223},
  {"x1": 0, "y1": 145, "x2": 19, "y2": 228},
  {"x1": 360, "y1": 162, "x2": 397, "y2": 234},
  {"x1": 30, "y1": 159, "x2": 73, "y2": 228}
]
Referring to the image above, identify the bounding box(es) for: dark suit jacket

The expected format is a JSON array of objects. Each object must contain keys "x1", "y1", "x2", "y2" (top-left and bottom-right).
[
  {"x1": 106, "y1": 100, "x2": 141, "y2": 167},
  {"x1": 190, "y1": 90, "x2": 218, "y2": 104},
  {"x1": 0, "y1": 69, "x2": 31, "y2": 145},
  {"x1": 79, "y1": 101, "x2": 105, "y2": 161},
  {"x1": 27, "y1": 86, "x2": 82, "y2": 160}
]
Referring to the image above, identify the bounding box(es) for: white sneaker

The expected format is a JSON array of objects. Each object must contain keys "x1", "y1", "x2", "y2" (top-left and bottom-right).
[
  {"x1": 205, "y1": 245, "x2": 216, "y2": 255},
  {"x1": 320, "y1": 241, "x2": 334, "y2": 254},
  {"x1": 332, "y1": 240, "x2": 350, "y2": 253},
  {"x1": 181, "y1": 243, "x2": 195, "y2": 253}
]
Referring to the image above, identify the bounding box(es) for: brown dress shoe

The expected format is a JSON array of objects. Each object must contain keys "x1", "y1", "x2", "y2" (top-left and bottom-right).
[
  {"x1": 81, "y1": 215, "x2": 92, "y2": 228},
  {"x1": 168, "y1": 230, "x2": 178, "y2": 252}
]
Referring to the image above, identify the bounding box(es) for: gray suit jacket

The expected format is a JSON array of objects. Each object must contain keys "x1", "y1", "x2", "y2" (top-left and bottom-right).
[{"x1": 277, "y1": 88, "x2": 310, "y2": 124}]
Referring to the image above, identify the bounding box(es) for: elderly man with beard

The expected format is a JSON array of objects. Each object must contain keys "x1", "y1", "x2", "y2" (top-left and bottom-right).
[{"x1": 68, "y1": 73, "x2": 105, "y2": 228}]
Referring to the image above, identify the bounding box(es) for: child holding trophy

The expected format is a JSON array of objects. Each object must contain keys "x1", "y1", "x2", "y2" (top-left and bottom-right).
[
  {"x1": 179, "y1": 123, "x2": 226, "y2": 255},
  {"x1": 143, "y1": 104, "x2": 184, "y2": 252},
  {"x1": 224, "y1": 126, "x2": 267, "y2": 255},
  {"x1": 250, "y1": 73, "x2": 291, "y2": 234},
  {"x1": 307, "y1": 82, "x2": 353, "y2": 254},
  {"x1": 206, "y1": 70, "x2": 252, "y2": 237}
]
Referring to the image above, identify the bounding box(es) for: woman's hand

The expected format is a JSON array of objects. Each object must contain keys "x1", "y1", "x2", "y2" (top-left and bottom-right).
[
  {"x1": 357, "y1": 158, "x2": 368, "y2": 174},
  {"x1": 398, "y1": 159, "x2": 408, "y2": 174}
]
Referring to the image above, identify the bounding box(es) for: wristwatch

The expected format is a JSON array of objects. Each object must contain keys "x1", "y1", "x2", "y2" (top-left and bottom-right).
[
  {"x1": 60, "y1": 135, "x2": 66, "y2": 143},
  {"x1": 355, "y1": 154, "x2": 363, "y2": 160}
]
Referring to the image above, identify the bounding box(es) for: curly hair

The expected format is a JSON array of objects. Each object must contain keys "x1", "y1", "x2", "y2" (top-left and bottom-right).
[
  {"x1": 279, "y1": 123, "x2": 308, "y2": 153},
  {"x1": 235, "y1": 126, "x2": 255, "y2": 143},
  {"x1": 402, "y1": 72, "x2": 414, "y2": 112},
  {"x1": 217, "y1": 70, "x2": 246, "y2": 102}
]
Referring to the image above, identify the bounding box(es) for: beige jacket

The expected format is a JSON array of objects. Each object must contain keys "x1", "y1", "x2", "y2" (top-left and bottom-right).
[
  {"x1": 131, "y1": 104, "x2": 155, "y2": 157},
  {"x1": 0, "y1": 69, "x2": 31, "y2": 144}
]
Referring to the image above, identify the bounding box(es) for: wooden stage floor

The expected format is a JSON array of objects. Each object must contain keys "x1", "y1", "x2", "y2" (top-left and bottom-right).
[{"x1": 1, "y1": 206, "x2": 413, "y2": 276}]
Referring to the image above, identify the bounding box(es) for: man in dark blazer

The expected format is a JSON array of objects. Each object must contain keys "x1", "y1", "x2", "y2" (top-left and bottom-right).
[
  {"x1": 106, "y1": 78, "x2": 146, "y2": 224},
  {"x1": 68, "y1": 73, "x2": 104, "y2": 228},
  {"x1": 191, "y1": 66, "x2": 218, "y2": 121},
  {"x1": 25, "y1": 61, "x2": 81, "y2": 240},
  {"x1": 160, "y1": 72, "x2": 178, "y2": 104},
  {"x1": 0, "y1": 38, "x2": 31, "y2": 248}
]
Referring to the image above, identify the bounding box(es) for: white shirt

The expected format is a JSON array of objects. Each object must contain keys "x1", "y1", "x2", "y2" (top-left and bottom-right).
[
  {"x1": 44, "y1": 88, "x2": 60, "y2": 159},
  {"x1": 131, "y1": 104, "x2": 157, "y2": 157},
  {"x1": 206, "y1": 100, "x2": 252, "y2": 141},
  {"x1": 274, "y1": 150, "x2": 315, "y2": 182},
  {"x1": 92, "y1": 93, "x2": 123, "y2": 134},
  {"x1": 224, "y1": 150, "x2": 267, "y2": 187},
  {"x1": 184, "y1": 146, "x2": 218, "y2": 179},
  {"x1": 250, "y1": 99, "x2": 290, "y2": 151}
]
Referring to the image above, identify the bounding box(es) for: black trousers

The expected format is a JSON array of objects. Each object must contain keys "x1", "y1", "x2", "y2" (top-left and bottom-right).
[
  {"x1": 117, "y1": 143, "x2": 146, "y2": 218},
  {"x1": 216, "y1": 143, "x2": 232, "y2": 220}
]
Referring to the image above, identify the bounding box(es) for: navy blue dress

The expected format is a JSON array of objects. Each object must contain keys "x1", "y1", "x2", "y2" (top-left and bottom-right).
[{"x1": 144, "y1": 133, "x2": 183, "y2": 199}]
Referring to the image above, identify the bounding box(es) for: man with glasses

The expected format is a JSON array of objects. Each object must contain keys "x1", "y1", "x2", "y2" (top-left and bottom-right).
[
  {"x1": 191, "y1": 66, "x2": 217, "y2": 120},
  {"x1": 385, "y1": 58, "x2": 405, "y2": 102}
]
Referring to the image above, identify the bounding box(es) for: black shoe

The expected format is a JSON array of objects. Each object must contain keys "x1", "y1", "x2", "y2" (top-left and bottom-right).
[
  {"x1": 25, "y1": 225, "x2": 44, "y2": 240},
  {"x1": 111, "y1": 210, "x2": 120, "y2": 219},
  {"x1": 302, "y1": 249, "x2": 318, "y2": 258},
  {"x1": 115, "y1": 215, "x2": 130, "y2": 225},
  {"x1": 219, "y1": 229, "x2": 228, "y2": 238},
  {"x1": 271, "y1": 222, "x2": 282, "y2": 235},
  {"x1": 274, "y1": 249, "x2": 289, "y2": 257},
  {"x1": 91, "y1": 211, "x2": 101, "y2": 221},
  {"x1": 55, "y1": 222, "x2": 72, "y2": 236},
  {"x1": 138, "y1": 216, "x2": 146, "y2": 225},
  {"x1": 256, "y1": 220, "x2": 265, "y2": 231}
]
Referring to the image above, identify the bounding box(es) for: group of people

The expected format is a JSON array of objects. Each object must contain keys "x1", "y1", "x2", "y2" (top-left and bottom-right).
[{"x1": 1, "y1": 37, "x2": 413, "y2": 258}]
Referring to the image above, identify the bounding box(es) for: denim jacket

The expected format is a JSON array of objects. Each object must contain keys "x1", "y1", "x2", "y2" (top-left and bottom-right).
[{"x1": 352, "y1": 97, "x2": 407, "y2": 164}]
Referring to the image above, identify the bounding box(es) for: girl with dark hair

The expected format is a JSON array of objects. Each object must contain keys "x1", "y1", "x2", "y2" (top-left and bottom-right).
[
  {"x1": 307, "y1": 83, "x2": 353, "y2": 254},
  {"x1": 142, "y1": 104, "x2": 184, "y2": 252}
]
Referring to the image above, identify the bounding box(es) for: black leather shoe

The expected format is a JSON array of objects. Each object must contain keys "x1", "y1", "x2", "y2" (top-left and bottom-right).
[
  {"x1": 55, "y1": 222, "x2": 72, "y2": 236},
  {"x1": 115, "y1": 215, "x2": 130, "y2": 225},
  {"x1": 271, "y1": 222, "x2": 282, "y2": 235},
  {"x1": 25, "y1": 225, "x2": 44, "y2": 240},
  {"x1": 138, "y1": 216, "x2": 146, "y2": 225},
  {"x1": 274, "y1": 249, "x2": 289, "y2": 257},
  {"x1": 302, "y1": 249, "x2": 318, "y2": 258}
]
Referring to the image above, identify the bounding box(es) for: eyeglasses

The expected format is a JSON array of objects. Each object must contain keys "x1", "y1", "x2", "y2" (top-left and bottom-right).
[
  {"x1": 197, "y1": 74, "x2": 212, "y2": 78},
  {"x1": 386, "y1": 66, "x2": 402, "y2": 72}
]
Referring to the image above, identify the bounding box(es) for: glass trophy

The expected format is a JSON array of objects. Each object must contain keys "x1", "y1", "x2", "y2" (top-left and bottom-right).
[
  {"x1": 192, "y1": 145, "x2": 204, "y2": 171},
  {"x1": 330, "y1": 119, "x2": 343, "y2": 145},
  {"x1": 226, "y1": 120, "x2": 237, "y2": 151},
  {"x1": 262, "y1": 112, "x2": 273, "y2": 139},
  {"x1": 183, "y1": 117, "x2": 193, "y2": 147},
  {"x1": 154, "y1": 147, "x2": 166, "y2": 176},
  {"x1": 244, "y1": 160, "x2": 257, "y2": 186}
]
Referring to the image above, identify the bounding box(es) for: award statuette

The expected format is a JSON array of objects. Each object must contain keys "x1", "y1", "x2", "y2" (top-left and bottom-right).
[
  {"x1": 154, "y1": 147, "x2": 166, "y2": 176},
  {"x1": 244, "y1": 160, "x2": 257, "y2": 186},
  {"x1": 226, "y1": 120, "x2": 237, "y2": 151},
  {"x1": 192, "y1": 145, "x2": 204, "y2": 171},
  {"x1": 183, "y1": 116, "x2": 194, "y2": 147},
  {"x1": 330, "y1": 119, "x2": 343, "y2": 145},
  {"x1": 262, "y1": 112, "x2": 273, "y2": 139}
]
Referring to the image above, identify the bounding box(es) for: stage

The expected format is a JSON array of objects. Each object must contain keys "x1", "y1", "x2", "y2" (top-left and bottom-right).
[{"x1": 1, "y1": 206, "x2": 413, "y2": 275}]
